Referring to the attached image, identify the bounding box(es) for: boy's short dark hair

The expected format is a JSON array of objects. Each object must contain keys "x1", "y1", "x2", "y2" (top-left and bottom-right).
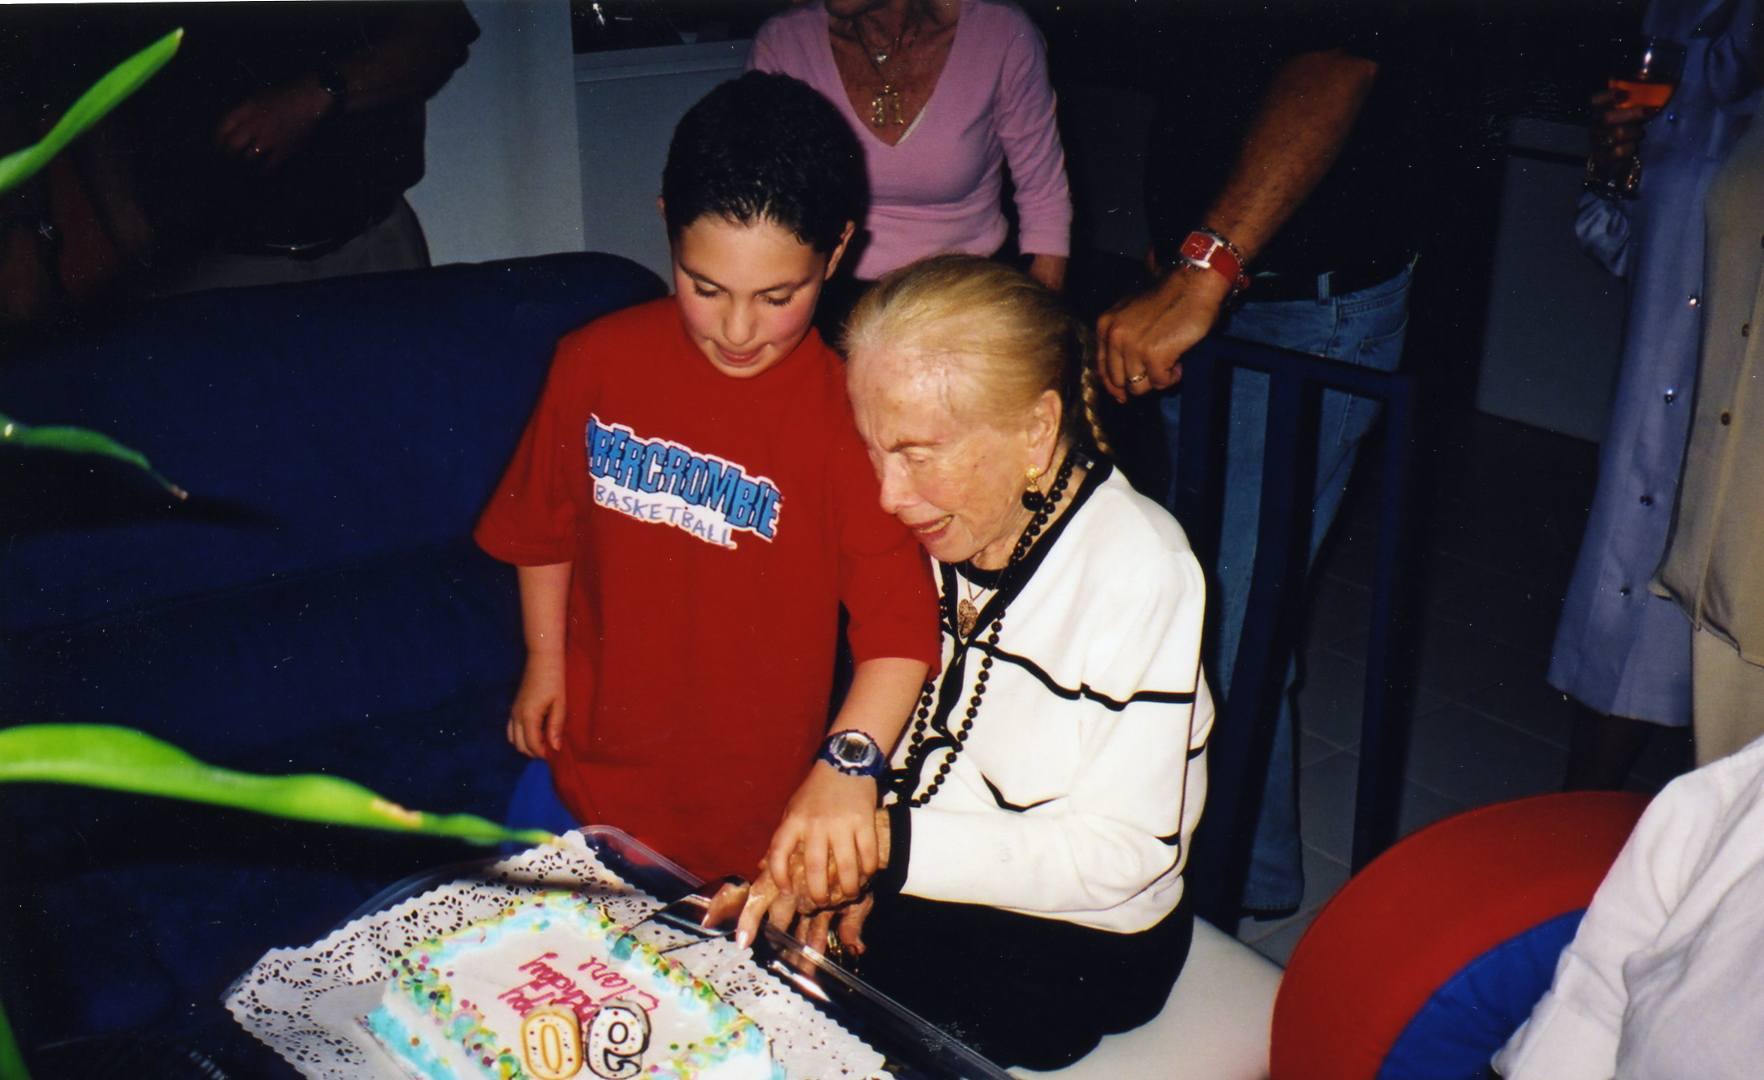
[{"x1": 662, "y1": 71, "x2": 866, "y2": 256}]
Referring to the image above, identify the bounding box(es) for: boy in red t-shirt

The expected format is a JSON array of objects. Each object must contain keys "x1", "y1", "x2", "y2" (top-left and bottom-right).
[{"x1": 475, "y1": 73, "x2": 937, "y2": 892}]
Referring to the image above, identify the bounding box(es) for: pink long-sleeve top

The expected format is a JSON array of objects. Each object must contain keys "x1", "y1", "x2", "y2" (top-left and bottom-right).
[{"x1": 748, "y1": 0, "x2": 1071, "y2": 281}]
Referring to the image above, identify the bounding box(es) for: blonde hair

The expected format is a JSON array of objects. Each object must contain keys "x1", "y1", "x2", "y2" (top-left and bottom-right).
[{"x1": 842, "y1": 254, "x2": 1112, "y2": 456}]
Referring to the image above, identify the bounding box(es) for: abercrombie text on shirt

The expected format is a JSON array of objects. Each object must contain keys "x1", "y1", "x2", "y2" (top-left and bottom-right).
[{"x1": 586, "y1": 414, "x2": 783, "y2": 550}]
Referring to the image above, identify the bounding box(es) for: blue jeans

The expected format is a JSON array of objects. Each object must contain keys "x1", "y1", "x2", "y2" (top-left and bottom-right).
[{"x1": 1159, "y1": 262, "x2": 1413, "y2": 912}]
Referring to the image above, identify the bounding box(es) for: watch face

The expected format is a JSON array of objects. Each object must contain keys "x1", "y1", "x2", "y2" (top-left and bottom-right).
[{"x1": 831, "y1": 732, "x2": 879, "y2": 767}]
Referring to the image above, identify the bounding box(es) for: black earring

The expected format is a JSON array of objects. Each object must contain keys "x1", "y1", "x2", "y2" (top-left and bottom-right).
[{"x1": 1021, "y1": 470, "x2": 1046, "y2": 512}]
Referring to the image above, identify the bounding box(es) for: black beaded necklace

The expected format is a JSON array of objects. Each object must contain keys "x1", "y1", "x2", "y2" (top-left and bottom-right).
[{"x1": 893, "y1": 452, "x2": 1077, "y2": 808}]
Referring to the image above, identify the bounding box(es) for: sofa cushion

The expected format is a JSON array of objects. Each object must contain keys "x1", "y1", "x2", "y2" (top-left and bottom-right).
[
  {"x1": 4, "y1": 540, "x2": 521, "y2": 761},
  {"x1": 1376, "y1": 910, "x2": 1585, "y2": 1080},
  {"x1": 1, "y1": 252, "x2": 665, "y2": 634},
  {"x1": 0, "y1": 251, "x2": 664, "y2": 1056},
  {"x1": 1270, "y1": 791, "x2": 1650, "y2": 1080}
]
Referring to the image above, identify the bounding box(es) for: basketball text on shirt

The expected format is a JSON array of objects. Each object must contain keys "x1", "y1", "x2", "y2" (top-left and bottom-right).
[{"x1": 586, "y1": 415, "x2": 782, "y2": 549}]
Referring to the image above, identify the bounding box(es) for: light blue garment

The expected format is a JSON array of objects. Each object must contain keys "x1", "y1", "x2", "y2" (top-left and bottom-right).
[
  {"x1": 1159, "y1": 262, "x2": 1412, "y2": 912},
  {"x1": 1548, "y1": 0, "x2": 1758, "y2": 727}
]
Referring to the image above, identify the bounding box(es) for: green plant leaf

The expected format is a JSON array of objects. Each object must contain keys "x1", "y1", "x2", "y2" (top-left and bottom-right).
[
  {"x1": 0, "y1": 28, "x2": 182, "y2": 197},
  {"x1": 0, "y1": 724, "x2": 555, "y2": 847},
  {"x1": 0, "y1": 412, "x2": 186, "y2": 499},
  {"x1": 0, "y1": 993, "x2": 23, "y2": 1080}
]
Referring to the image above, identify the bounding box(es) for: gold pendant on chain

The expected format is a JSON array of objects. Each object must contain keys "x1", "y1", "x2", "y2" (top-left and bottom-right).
[
  {"x1": 870, "y1": 85, "x2": 903, "y2": 128},
  {"x1": 957, "y1": 598, "x2": 979, "y2": 639}
]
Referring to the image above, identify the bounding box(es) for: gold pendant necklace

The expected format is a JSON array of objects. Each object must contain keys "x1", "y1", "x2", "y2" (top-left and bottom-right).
[
  {"x1": 856, "y1": 18, "x2": 914, "y2": 128},
  {"x1": 956, "y1": 566, "x2": 988, "y2": 639},
  {"x1": 957, "y1": 597, "x2": 979, "y2": 640},
  {"x1": 871, "y1": 84, "x2": 904, "y2": 128}
]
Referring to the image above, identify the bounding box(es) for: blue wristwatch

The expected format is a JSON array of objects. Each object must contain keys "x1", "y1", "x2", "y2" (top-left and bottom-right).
[{"x1": 819, "y1": 730, "x2": 888, "y2": 779}]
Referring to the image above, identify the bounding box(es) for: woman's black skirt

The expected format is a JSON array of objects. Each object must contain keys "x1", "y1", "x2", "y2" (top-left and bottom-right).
[{"x1": 854, "y1": 889, "x2": 1193, "y2": 1071}]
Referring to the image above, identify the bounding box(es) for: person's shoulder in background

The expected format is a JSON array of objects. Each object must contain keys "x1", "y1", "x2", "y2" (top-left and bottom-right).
[
  {"x1": 960, "y1": 0, "x2": 1049, "y2": 48},
  {"x1": 748, "y1": 1, "x2": 825, "y2": 72}
]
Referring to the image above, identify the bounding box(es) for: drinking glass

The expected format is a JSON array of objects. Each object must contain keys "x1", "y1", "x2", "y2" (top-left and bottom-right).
[{"x1": 1588, "y1": 37, "x2": 1687, "y2": 199}]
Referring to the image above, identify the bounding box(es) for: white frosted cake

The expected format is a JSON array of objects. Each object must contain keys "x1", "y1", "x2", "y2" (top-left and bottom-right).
[{"x1": 364, "y1": 890, "x2": 782, "y2": 1080}]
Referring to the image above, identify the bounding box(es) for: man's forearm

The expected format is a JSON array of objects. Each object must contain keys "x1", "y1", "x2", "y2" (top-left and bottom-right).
[
  {"x1": 1200, "y1": 48, "x2": 1377, "y2": 262},
  {"x1": 1097, "y1": 46, "x2": 1378, "y2": 399}
]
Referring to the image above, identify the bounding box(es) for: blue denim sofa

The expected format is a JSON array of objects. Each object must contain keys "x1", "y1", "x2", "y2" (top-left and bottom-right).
[{"x1": 0, "y1": 252, "x2": 664, "y2": 1066}]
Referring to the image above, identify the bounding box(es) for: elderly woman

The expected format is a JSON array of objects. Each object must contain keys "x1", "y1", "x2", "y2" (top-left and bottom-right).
[{"x1": 717, "y1": 255, "x2": 1212, "y2": 1070}]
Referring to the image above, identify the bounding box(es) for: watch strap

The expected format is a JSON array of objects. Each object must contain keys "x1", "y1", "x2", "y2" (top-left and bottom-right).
[{"x1": 1177, "y1": 228, "x2": 1251, "y2": 294}]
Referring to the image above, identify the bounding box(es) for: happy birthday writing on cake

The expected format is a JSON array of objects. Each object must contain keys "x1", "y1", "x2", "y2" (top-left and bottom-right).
[{"x1": 499, "y1": 952, "x2": 663, "y2": 1018}]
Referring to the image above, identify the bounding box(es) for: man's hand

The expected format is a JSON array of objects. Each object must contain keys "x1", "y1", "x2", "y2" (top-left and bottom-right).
[
  {"x1": 766, "y1": 763, "x2": 879, "y2": 908},
  {"x1": 215, "y1": 78, "x2": 336, "y2": 173},
  {"x1": 1095, "y1": 263, "x2": 1233, "y2": 401},
  {"x1": 508, "y1": 651, "x2": 566, "y2": 757},
  {"x1": 1096, "y1": 47, "x2": 1377, "y2": 403}
]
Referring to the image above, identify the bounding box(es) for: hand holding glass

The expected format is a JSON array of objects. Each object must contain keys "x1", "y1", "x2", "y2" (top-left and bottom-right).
[{"x1": 1588, "y1": 38, "x2": 1686, "y2": 199}]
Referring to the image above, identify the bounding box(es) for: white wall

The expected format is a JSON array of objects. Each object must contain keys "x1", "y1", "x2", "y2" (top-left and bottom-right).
[
  {"x1": 406, "y1": 0, "x2": 585, "y2": 266},
  {"x1": 575, "y1": 41, "x2": 747, "y2": 279}
]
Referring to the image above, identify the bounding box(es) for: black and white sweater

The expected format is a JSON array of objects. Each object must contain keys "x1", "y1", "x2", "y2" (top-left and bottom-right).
[{"x1": 886, "y1": 464, "x2": 1214, "y2": 934}]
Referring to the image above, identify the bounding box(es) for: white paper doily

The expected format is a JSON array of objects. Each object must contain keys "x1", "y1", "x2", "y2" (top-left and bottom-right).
[{"x1": 224, "y1": 832, "x2": 889, "y2": 1080}]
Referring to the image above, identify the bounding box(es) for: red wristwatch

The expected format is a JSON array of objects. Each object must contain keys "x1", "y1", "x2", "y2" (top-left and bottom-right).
[{"x1": 1177, "y1": 229, "x2": 1250, "y2": 295}]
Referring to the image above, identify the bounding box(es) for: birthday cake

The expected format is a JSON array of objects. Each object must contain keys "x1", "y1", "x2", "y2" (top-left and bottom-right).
[{"x1": 364, "y1": 890, "x2": 782, "y2": 1080}]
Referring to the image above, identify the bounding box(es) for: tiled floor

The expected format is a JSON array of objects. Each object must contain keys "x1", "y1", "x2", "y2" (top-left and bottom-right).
[{"x1": 1235, "y1": 409, "x2": 1695, "y2": 963}]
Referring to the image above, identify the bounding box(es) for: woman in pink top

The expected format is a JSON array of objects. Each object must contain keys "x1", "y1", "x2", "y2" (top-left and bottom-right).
[{"x1": 748, "y1": 0, "x2": 1071, "y2": 294}]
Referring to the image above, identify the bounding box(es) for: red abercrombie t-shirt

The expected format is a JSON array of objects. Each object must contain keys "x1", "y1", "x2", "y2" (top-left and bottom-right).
[{"x1": 475, "y1": 298, "x2": 938, "y2": 879}]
